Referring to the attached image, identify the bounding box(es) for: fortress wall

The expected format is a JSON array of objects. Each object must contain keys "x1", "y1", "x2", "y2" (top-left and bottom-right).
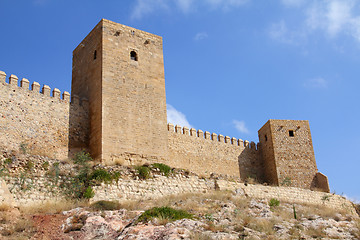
[
  {"x1": 0, "y1": 71, "x2": 89, "y2": 159},
  {"x1": 166, "y1": 123, "x2": 263, "y2": 180},
  {"x1": 2, "y1": 175, "x2": 355, "y2": 215}
]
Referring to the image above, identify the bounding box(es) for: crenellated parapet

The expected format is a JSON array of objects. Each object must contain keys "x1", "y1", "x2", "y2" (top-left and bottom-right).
[
  {"x1": 0, "y1": 71, "x2": 88, "y2": 108},
  {"x1": 167, "y1": 122, "x2": 262, "y2": 179},
  {"x1": 0, "y1": 70, "x2": 90, "y2": 160},
  {"x1": 167, "y1": 123, "x2": 258, "y2": 150}
]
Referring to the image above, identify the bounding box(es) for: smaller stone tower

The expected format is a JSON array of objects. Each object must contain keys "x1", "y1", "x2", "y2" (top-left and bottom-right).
[{"x1": 258, "y1": 119, "x2": 329, "y2": 191}]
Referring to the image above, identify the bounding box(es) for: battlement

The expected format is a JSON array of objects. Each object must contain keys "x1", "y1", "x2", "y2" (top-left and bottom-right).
[
  {"x1": 0, "y1": 71, "x2": 88, "y2": 108},
  {"x1": 167, "y1": 123, "x2": 258, "y2": 150}
]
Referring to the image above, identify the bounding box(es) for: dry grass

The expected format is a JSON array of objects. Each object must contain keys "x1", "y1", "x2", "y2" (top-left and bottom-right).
[
  {"x1": 19, "y1": 200, "x2": 88, "y2": 214},
  {"x1": 350, "y1": 219, "x2": 360, "y2": 239},
  {"x1": 272, "y1": 206, "x2": 293, "y2": 220},
  {"x1": 0, "y1": 216, "x2": 34, "y2": 239},
  {"x1": 0, "y1": 204, "x2": 12, "y2": 212},
  {"x1": 297, "y1": 204, "x2": 341, "y2": 220},
  {"x1": 304, "y1": 226, "x2": 327, "y2": 239},
  {"x1": 0, "y1": 211, "x2": 11, "y2": 224},
  {"x1": 117, "y1": 191, "x2": 238, "y2": 214},
  {"x1": 248, "y1": 218, "x2": 276, "y2": 235},
  {"x1": 203, "y1": 222, "x2": 226, "y2": 232},
  {"x1": 14, "y1": 218, "x2": 33, "y2": 233},
  {"x1": 190, "y1": 232, "x2": 213, "y2": 240}
]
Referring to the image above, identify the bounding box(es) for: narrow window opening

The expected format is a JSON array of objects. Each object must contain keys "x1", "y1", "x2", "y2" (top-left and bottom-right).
[
  {"x1": 93, "y1": 50, "x2": 97, "y2": 60},
  {"x1": 265, "y1": 135, "x2": 268, "y2": 141},
  {"x1": 130, "y1": 51, "x2": 138, "y2": 61},
  {"x1": 289, "y1": 130, "x2": 294, "y2": 137}
]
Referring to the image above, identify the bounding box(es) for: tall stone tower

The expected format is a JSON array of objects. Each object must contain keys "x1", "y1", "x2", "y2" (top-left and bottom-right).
[
  {"x1": 258, "y1": 120, "x2": 328, "y2": 190},
  {"x1": 72, "y1": 19, "x2": 168, "y2": 164}
]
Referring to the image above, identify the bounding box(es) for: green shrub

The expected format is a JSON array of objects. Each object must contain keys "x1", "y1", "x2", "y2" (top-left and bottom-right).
[
  {"x1": 269, "y1": 198, "x2": 280, "y2": 208},
  {"x1": 60, "y1": 151, "x2": 95, "y2": 200},
  {"x1": 91, "y1": 200, "x2": 121, "y2": 211},
  {"x1": 73, "y1": 151, "x2": 92, "y2": 165},
  {"x1": 321, "y1": 195, "x2": 331, "y2": 203},
  {"x1": 83, "y1": 186, "x2": 95, "y2": 199},
  {"x1": 19, "y1": 143, "x2": 27, "y2": 154},
  {"x1": 152, "y1": 163, "x2": 172, "y2": 176},
  {"x1": 281, "y1": 177, "x2": 292, "y2": 186},
  {"x1": 42, "y1": 161, "x2": 50, "y2": 170},
  {"x1": 136, "y1": 165, "x2": 151, "y2": 180},
  {"x1": 137, "y1": 207, "x2": 192, "y2": 223},
  {"x1": 90, "y1": 169, "x2": 113, "y2": 183},
  {"x1": 3, "y1": 158, "x2": 12, "y2": 165},
  {"x1": 112, "y1": 171, "x2": 121, "y2": 183},
  {"x1": 25, "y1": 160, "x2": 34, "y2": 171}
]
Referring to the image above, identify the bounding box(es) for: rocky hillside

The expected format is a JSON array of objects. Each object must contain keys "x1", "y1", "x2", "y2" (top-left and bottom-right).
[
  {"x1": 0, "y1": 149, "x2": 359, "y2": 239},
  {"x1": 0, "y1": 190, "x2": 359, "y2": 239}
]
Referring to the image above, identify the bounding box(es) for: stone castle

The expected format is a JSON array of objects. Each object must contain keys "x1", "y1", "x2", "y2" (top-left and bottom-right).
[{"x1": 0, "y1": 19, "x2": 329, "y2": 192}]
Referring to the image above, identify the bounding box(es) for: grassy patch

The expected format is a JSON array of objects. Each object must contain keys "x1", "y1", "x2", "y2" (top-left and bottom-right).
[
  {"x1": 152, "y1": 163, "x2": 172, "y2": 176},
  {"x1": 269, "y1": 198, "x2": 280, "y2": 208},
  {"x1": 89, "y1": 169, "x2": 113, "y2": 183},
  {"x1": 90, "y1": 200, "x2": 121, "y2": 211},
  {"x1": 137, "y1": 206, "x2": 192, "y2": 223},
  {"x1": 136, "y1": 165, "x2": 151, "y2": 180}
]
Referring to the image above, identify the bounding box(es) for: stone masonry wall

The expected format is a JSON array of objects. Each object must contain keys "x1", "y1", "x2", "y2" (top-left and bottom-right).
[
  {"x1": 1, "y1": 175, "x2": 355, "y2": 215},
  {"x1": 0, "y1": 71, "x2": 89, "y2": 159},
  {"x1": 167, "y1": 123, "x2": 263, "y2": 180}
]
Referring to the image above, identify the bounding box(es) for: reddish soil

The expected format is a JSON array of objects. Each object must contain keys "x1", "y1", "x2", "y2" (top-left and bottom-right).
[{"x1": 31, "y1": 214, "x2": 70, "y2": 240}]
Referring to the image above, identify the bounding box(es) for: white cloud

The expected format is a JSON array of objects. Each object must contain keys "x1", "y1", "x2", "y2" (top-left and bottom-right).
[
  {"x1": 343, "y1": 194, "x2": 360, "y2": 204},
  {"x1": 167, "y1": 104, "x2": 193, "y2": 128},
  {"x1": 303, "y1": 77, "x2": 328, "y2": 89},
  {"x1": 194, "y1": 32, "x2": 208, "y2": 41},
  {"x1": 175, "y1": 0, "x2": 195, "y2": 13},
  {"x1": 131, "y1": 0, "x2": 249, "y2": 19},
  {"x1": 131, "y1": 0, "x2": 170, "y2": 20},
  {"x1": 306, "y1": 0, "x2": 355, "y2": 37},
  {"x1": 232, "y1": 120, "x2": 249, "y2": 134},
  {"x1": 273, "y1": 0, "x2": 360, "y2": 44},
  {"x1": 268, "y1": 20, "x2": 305, "y2": 45}
]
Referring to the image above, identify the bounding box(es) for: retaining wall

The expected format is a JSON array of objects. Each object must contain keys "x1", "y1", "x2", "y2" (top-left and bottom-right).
[{"x1": 0, "y1": 175, "x2": 355, "y2": 214}]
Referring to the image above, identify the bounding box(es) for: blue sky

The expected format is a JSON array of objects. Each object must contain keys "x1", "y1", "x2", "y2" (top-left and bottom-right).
[{"x1": 0, "y1": 0, "x2": 359, "y2": 202}]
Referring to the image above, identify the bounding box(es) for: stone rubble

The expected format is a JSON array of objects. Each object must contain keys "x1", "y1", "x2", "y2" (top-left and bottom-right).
[{"x1": 58, "y1": 198, "x2": 359, "y2": 240}]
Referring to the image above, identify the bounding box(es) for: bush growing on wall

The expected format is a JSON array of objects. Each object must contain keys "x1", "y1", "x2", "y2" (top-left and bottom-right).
[
  {"x1": 136, "y1": 165, "x2": 151, "y2": 180},
  {"x1": 59, "y1": 151, "x2": 122, "y2": 200},
  {"x1": 152, "y1": 163, "x2": 172, "y2": 176}
]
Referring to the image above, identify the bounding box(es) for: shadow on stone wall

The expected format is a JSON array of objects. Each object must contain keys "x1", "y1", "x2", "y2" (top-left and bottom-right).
[
  {"x1": 68, "y1": 97, "x2": 90, "y2": 159},
  {"x1": 310, "y1": 172, "x2": 330, "y2": 193},
  {"x1": 238, "y1": 148, "x2": 265, "y2": 184}
]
